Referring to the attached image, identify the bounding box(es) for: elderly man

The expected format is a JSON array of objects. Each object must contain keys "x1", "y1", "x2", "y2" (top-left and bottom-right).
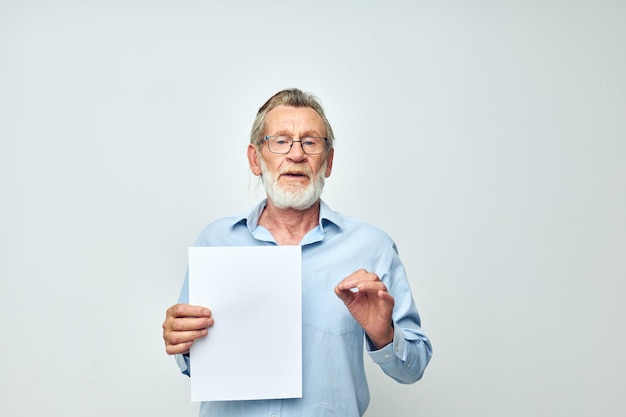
[{"x1": 162, "y1": 88, "x2": 432, "y2": 416}]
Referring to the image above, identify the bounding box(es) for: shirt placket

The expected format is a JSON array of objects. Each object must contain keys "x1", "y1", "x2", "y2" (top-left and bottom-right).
[{"x1": 268, "y1": 399, "x2": 282, "y2": 417}]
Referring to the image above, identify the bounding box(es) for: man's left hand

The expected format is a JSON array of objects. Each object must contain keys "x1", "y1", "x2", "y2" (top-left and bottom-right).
[{"x1": 334, "y1": 269, "x2": 394, "y2": 349}]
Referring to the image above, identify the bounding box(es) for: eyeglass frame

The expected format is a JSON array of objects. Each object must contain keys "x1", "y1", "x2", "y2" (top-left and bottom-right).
[{"x1": 260, "y1": 135, "x2": 329, "y2": 155}]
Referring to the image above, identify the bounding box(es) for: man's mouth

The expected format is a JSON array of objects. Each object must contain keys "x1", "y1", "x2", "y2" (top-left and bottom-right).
[{"x1": 280, "y1": 169, "x2": 310, "y2": 179}]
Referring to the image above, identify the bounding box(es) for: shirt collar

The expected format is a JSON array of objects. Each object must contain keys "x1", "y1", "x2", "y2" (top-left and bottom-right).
[{"x1": 228, "y1": 199, "x2": 344, "y2": 233}]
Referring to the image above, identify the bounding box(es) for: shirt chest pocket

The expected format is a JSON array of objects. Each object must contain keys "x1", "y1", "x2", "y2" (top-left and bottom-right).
[{"x1": 303, "y1": 271, "x2": 360, "y2": 337}]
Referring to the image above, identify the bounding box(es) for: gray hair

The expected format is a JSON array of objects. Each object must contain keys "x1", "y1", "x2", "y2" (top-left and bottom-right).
[{"x1": 250, "y1": 88, "x2": 335, "y2": 152}]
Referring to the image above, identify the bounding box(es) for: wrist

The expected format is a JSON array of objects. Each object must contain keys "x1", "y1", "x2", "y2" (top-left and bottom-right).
[{"x1": 369, "y1": 326, "x2": 394, "y2": 350}]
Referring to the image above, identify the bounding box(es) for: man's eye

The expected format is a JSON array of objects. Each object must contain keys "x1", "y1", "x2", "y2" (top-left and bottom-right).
[{"x1": 274, "y1": 138, "x2": 290, "y2": 145}]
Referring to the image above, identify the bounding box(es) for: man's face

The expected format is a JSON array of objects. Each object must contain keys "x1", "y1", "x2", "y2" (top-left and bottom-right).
[{"x1": 248, "y1": 105, "x2": 334, "y2": 210}]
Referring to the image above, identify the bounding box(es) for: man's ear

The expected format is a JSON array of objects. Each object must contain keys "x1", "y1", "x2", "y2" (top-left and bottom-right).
[
  {"x1": 248, "y1": 144, "x2": 262, "y2": 176},
  {"x1": 325, "y1": 148, "x2": 334, "y2": 178}
]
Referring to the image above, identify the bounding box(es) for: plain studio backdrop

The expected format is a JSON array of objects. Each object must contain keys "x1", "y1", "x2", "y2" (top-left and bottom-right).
[{"x1": 1, "y1": 1, "x2": 624, "y2": 416}]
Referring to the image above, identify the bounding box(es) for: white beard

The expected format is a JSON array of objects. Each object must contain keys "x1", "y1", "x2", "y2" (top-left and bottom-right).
[{"x1": 259, "y1": 158, "x2": 326, "y2": 210}]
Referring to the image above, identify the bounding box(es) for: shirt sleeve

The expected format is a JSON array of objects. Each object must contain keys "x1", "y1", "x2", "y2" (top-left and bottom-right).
[
  {"x1": 366, "y1": 321, "x2": 432, "y2": 383},
  {"x1": 366, "y1": 238, "x2": 433, "y2": 384},
  {"x1": 176, "y1": 353, "x2": 190, "y2": 376}
]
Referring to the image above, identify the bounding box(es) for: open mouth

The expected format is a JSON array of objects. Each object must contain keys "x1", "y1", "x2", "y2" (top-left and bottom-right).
[{"x1": 281, "y1": 170, "x2": 309, "y2": 179}]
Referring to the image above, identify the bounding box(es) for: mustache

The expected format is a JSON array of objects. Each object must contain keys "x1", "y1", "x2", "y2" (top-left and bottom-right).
[{"x1": 277, "y1": 166, "x2": 313, "y2": 177}]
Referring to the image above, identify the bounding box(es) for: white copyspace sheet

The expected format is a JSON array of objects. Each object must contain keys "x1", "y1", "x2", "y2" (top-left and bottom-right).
[{"x1": 188, "y1": 246, "x2": 302, "y2": 402}]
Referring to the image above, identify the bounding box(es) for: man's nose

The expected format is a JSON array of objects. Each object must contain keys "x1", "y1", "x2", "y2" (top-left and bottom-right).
[{"x1": 287, "y1": 140, "x2": 307, "y2": 157}]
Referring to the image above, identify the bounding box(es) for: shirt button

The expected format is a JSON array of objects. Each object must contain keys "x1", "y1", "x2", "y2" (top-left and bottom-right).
[{"x1": 384, "y1": 353, "x2": 390, "y2": 359}]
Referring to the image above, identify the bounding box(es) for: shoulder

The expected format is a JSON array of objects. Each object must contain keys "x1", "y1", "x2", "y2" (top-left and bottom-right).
[
  {"x1": 327, "y1": 208, "x2": 395, "y2": 246},
  {"x1": 194, "y1": 214, "x2": 247, "y2": 246},
  {"x1": 192, "y1": 201, "x2": 264, "y2": 246}
]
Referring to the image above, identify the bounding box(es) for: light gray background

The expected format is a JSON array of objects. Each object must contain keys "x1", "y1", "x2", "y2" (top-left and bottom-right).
[{"x1": 1, "y1": 1, "x2": 624, "y2": 416}]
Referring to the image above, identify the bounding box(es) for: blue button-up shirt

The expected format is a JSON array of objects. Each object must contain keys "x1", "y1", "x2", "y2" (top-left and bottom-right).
[{"x1": 175, "y1": 200, "x2": 432, "y2": 417}]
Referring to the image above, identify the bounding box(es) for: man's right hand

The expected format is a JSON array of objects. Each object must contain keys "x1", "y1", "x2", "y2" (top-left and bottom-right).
[{"x1": 162, "y1": 304, "x2": 213, "y2": 355}]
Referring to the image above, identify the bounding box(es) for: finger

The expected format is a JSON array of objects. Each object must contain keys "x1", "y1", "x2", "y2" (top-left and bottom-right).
[
  {"x1": 168, "y1": 316, "x2": 213, "y2": 332},
  {"x1": 359, "y1": 280, "x2": 388, "y2": 293},
  {"x1": 164, "y1": 328, "x2": 209, "y2": 348},
  {"x1": 167, "y1": 304, "x2": 212, "y2": 319},
  {"x1": 336, "y1": 270, "x2": 380, "y2": 291},
  {"x1": 376, "y1": 290, "x2": 395, "y2": 307},
  {"x1": 334, "y1": 285, "x2": 357, "y2": 303},
  {"x1": 340, "y1": 280, "x2": 387, "y2": 295},
  {"x1": 165, "y1": 341, "x2": 193, "y2": 355}
]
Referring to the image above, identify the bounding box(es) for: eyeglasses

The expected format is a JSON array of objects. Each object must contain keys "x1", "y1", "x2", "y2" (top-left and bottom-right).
[{"x1": 261, "y1": 135, "x2": 328, "y2": 155}]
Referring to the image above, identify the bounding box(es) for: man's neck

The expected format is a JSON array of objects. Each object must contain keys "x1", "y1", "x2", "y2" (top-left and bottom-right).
[{"x1": 258, "y1": 200, "x2": 321, "y2": 245}]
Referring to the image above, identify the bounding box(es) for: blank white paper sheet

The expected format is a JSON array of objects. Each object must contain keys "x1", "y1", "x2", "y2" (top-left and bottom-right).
[{"x1": 188, "y1": 246, "x2": 302, "y2": 402}]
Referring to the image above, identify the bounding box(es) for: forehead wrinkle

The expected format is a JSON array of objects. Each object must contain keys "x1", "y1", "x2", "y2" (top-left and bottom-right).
[
  {"x1": 273, "y1": 129, "x2": 324, "y2": 138},
  {"x1": 265, "y1": 106, "x2": 326, "y2": 138}
]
